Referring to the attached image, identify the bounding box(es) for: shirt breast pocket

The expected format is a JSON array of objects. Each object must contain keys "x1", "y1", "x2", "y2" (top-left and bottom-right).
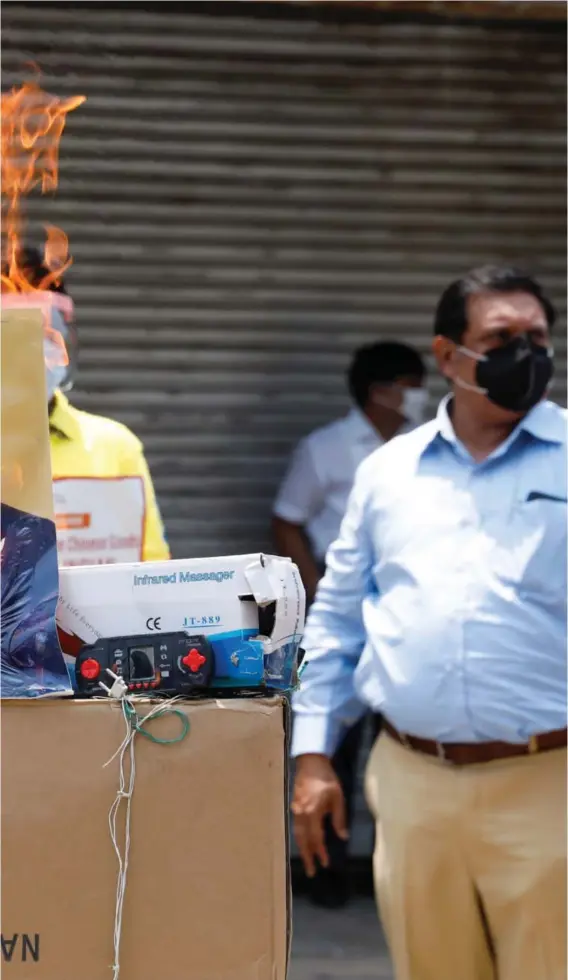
[{"x1": 512, "y1": 492, "x2": 567, "y2": 603}]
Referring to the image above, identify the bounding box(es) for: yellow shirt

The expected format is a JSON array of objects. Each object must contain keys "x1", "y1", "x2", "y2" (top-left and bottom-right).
[{"x1": 49, "y1": 391, "x2": 170, "y2": 566}]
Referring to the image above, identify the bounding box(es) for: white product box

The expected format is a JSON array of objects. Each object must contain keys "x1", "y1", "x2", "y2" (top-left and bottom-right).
[{"x1": 56, "y1": 554, "x2": 305, "y2": 689}]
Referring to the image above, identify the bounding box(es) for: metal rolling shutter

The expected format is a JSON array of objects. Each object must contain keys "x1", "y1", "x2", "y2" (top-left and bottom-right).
[
  {"x1": 3, "y1": 2, "x2": 565, "y2": 859},
  {"x1": 2, "y1": 2, "x2": 566, "y2": 565}
]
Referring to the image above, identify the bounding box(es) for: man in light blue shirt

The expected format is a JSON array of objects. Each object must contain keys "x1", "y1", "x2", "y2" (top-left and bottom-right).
[
  {"x1": 273, "y1": 341, "x2": 426, "y2": 908},
  {"x1": 291, "y1": 266, "x2": 566, "y2": 980}
]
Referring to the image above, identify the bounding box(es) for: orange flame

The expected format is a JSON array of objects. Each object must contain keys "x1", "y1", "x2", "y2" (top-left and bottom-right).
[{"x1": 1, "y1": 77, "x2": 85, "y2": 293}]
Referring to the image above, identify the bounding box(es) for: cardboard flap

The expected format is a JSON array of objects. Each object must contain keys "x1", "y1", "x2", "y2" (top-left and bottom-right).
[
  {"x1": 244, "y1": 555, "x2": 279, "y2": 607},
  {"x1": 245, "y1": 555, "x2": 305, "y2": 654},
  {"x1": 1, "y1": 290, "x2": 75, "y2": 324}
]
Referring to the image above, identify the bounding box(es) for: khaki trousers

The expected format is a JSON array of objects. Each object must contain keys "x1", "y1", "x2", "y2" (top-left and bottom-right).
[{"x1": 365, "y1": 733, "x2": 567, "y2": 980}]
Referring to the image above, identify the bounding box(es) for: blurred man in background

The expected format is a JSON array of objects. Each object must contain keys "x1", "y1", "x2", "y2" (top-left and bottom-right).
[
  {"x1": 273, "y1": 341, "x2": 427, "y2": 601},
  {"x1": 273, "y1": 340, "x2": 427, "y2": 907}
]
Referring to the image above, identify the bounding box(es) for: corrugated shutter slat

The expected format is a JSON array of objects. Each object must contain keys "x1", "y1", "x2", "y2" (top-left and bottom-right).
[
  {"x1": 2, "y1": 4, "x2": 566, "y2": 564},
  {"x1": 2, "y1": 3, "x2": 566, "y2": 858}
]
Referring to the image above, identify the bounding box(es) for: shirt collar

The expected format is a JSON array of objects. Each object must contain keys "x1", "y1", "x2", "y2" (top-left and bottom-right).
[
  {"x1": 432, "y1": 394, "x2": 565, "y2": 455},
  {"x1": 518, "y1": 398, "x2": 566, "y2": 444},
  {"x1": 345, "y1": 407, "x2": 383, "y2": 445},
  {"x1": 49, "y1": 390, "x2": 80, "y2": 442},
  {"x1": 434, "y1": 395, "x2": 458, "y2": 447}
]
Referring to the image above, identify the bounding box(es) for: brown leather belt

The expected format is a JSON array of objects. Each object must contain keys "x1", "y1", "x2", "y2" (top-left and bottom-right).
[{"x1": 383, "y1": 719, "x2": 567, "y2": 766}]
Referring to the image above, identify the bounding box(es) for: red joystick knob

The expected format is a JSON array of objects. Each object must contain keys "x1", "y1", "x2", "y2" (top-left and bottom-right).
[
  {"x1": 79, "y1": 658, "x2": 101, "y2": 681},
  {"x1": 182, "y1": 648, "x2": 207, "y2": 673}
]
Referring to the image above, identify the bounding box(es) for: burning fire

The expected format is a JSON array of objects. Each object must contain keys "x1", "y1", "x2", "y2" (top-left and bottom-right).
[{"x1": 1, "y1": 77, "x2": 85, "y2": 294}]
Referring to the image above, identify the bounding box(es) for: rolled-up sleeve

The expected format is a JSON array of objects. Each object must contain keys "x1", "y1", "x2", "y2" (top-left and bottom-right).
[
  {"x1": 273, "y1": 437, "x2": 324, "y2": 526},
  {"x1": 291, "y1": 463, "x2": 376, "y2": 757}
]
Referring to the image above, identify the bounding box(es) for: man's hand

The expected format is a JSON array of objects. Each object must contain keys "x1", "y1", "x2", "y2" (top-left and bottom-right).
[{"x1": 291, "y1": 753, "x2": 348, "y2": 877}]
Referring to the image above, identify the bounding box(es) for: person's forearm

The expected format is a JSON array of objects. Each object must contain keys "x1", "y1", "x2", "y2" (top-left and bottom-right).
[{"x1": 271, "y1": 516, "x2": 321, "y2": 601}]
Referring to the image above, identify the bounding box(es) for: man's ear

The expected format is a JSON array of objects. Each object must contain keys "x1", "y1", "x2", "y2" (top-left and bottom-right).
[{"x1": 432, "y1": 335, "x2": 456, "y2": 383}]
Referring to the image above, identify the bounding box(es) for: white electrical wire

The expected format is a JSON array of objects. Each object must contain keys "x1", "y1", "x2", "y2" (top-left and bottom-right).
[
  {"x1": 105, "y1": 700, "x2": 136, "y2": 980},
  {"x1": 103, "y1": 696, "x2": 186, "y2": 980}
]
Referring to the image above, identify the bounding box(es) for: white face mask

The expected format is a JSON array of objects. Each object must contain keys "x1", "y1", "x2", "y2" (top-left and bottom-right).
[
  {"x1": 400, "y1": 387, "x2": 428, "y2": 426},
  {"x1": 44, "y1": 341, "x2": 67, "y2": 400},
  {"x1": 44, "y1": 308, "x2": 70, "y2": 402}
]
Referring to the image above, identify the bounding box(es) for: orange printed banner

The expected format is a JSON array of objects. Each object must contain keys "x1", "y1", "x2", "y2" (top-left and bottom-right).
[{"x1": 55, "y1": 512, "x2": 91, "y2": 531}]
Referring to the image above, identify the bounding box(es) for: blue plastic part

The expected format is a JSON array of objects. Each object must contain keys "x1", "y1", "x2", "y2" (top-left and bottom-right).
[{"x1": 1, "y1": 503, "x2": 72, "y2": 698}]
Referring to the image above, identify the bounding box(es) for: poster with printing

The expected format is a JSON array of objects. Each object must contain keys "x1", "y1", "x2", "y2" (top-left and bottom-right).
[{"x1": 53, "y1": 476, "x2": 145, "y2": 567}]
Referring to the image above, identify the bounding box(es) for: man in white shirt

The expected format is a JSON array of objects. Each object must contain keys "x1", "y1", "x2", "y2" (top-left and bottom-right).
[
  {"x1": 273, "y1": 342, "x2": 427, "y2": 601},
  {"x1": 272, "y1": 341, "x2": 427, "y2": 906}
]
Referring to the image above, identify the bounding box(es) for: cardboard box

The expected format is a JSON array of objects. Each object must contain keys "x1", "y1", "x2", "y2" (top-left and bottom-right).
[
  {"x1": 57, "y1": 555, "x2": 305, "y2": 690},
  {"x1": 1, "y1": 308, "x2": 72, "y2": 698},
  {"x1": 1, "y1": 290, "x2": 74, "y2": 329},
  {"x1": 1, "y1": 696, "x2": 290, "y2": 979}
]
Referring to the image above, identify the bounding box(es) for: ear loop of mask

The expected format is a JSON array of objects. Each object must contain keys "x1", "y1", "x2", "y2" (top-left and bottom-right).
[
  {"x1": 369, "y1": 385, "x2": 395, "y2": 410},
  {"x1": 453, "y1": 346, "x2": 488, "y2": 395},
  {"x1": 371, "y1": 383, "x2": 423, "y2": 414}
]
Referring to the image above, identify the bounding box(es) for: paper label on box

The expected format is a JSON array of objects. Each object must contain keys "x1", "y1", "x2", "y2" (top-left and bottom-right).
[
  {"x1": 53, "y1": 477, "x2": 145, "y2": 566},
  {"x1": 245, "y1": 556, "x2": 305, "y2": 654}
]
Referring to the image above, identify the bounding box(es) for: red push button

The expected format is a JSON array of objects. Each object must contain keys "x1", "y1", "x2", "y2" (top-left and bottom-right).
[
  {"x1": 182, "y1": 648, "x2": 206, "y2": 673},
  {"x1": 79, "y1": 658, "x2": 100, "y2": 681}
]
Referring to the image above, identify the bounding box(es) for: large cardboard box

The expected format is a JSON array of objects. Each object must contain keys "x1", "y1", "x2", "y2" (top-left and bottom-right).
[
  {"x1": 1, "y1": 696, "x2": 290, "y2": 979},
  {"x1": 1, "y1": 307, "x2": 71, "y2": 697}
]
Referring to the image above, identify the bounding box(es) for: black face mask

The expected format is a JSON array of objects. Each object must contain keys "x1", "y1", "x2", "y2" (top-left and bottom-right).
[{"x1": 458, "y1": 335, "x2": 554, "y2": 413}]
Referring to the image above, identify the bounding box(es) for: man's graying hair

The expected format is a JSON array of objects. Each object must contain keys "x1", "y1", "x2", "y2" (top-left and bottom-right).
[{"x1": 434, "y1": 265, "x2": 556, "y2": 343}]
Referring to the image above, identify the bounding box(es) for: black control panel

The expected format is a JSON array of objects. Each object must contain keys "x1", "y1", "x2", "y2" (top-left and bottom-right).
[{"x1": 75, "y1": 631, "x2": 214, "y2": 697}]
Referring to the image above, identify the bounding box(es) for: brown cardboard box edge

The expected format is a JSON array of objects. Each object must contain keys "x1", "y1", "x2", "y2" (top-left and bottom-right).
[
  {"x1": 1, "y1": 309, "x2": 54, "y2": 520},
  {"x1": 1, "y1": 695, "x2": 291, "y2": 979}
]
